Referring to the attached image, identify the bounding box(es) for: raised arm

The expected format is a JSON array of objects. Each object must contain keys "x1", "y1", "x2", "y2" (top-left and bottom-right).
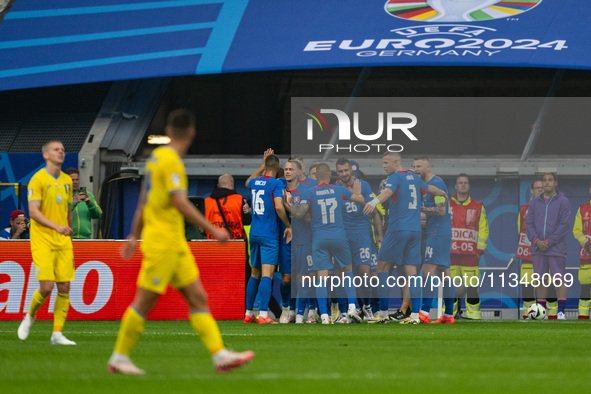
[{"x1": 245, "y1": 148, "x2": 274, "y2": 187}]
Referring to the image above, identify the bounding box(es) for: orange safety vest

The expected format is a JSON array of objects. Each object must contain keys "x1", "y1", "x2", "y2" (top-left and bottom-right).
[
  {"x1": 517, "y1": 203, "x2": 532, "y2": 261},
  {"x1": 205, "y1": 194, "x2": 245, "y2": 240},
  {"x1": 579, "y1": 203, "x2": 591, "y2": 263},
  {"x1": 450, "y1": 197, "x2": 482, "y2": 256}
]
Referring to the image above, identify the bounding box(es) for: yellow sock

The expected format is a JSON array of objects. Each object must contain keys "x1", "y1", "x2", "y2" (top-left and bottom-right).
[
  {"x1": 53, "y1": 293, "x2": 70, "y2": 332},
  {"x1": 28, "y1": 289, "x2": 47, "y2": 318},
  {"x1": 189, "y1": 312, "x2": 224, "y2": 355},
  {"x1": 114, "y1": 307, "x2": 145, "y2": 356}
]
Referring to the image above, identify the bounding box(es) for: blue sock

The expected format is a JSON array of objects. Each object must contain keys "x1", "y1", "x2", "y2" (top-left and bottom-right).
[
  {"x1": 246, "y1": 276, "x2": 260, "y2": 310},
  {"x1": 316, "y1": 278, "x2": 328, "y2": 315},
  {"x1": 338, "y1": 298, "x2": 347, "y2": 313},
  {"x1": 558, "y1": 298, "x2": 566, "y2": 314},
  {"x1": 258, "y1": 277, "x2": 272, "y2": 313},
  {"x1": 378, "y1": 272, "x2": 389, "y2": 314},
  {"x1": 409, "y1": 275, "x2": 422, "y2": 314},
  {"x1": 280, "y1": 282, "x2": 290, "y2": 308},
  {"x1": 308, "y1": 297, "x2": 317, "y2": 312},
  {"x1": 343, "y1": 272, "x2": 357, "y2": 306},
  {"x1": 297, "y1": 282, "x2": 308, "y2": 315},
  {"x1": 443, "y1": 277, "x2": 455, "y2": 316},
  {"x1": 421, "y1": 276, "x2": 436, "y2": 313}
]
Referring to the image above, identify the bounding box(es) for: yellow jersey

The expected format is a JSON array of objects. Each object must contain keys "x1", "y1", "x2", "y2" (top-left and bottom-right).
[
  {"x1": 141, "y1": 146, "x2": 188, "y2": 252},
  {"x1": 28, "y1": 168, "x2": 73, "y2": 249}
]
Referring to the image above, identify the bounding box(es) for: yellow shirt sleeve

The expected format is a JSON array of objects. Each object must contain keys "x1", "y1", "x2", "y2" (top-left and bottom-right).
[
  {"x1": 163, "y1": 153, "x2": 187, "y2": 194},
  {"x1": 28, "y1": 174, "x2": 44, "y2": 202}
]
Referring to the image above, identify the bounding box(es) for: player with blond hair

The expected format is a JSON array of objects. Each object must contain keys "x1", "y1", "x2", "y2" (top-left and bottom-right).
[{"x1": 18, "y1": 140, "x2": 76, "y2": 345}]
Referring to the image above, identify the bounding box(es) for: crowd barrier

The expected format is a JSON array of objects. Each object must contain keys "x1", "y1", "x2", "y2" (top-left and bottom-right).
[{"x1": 0, "y1": 240, "x2": 245, "y2": 321}]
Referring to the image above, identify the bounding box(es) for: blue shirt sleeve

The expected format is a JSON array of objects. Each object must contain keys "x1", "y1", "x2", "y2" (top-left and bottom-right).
[
  {"x1": 415, "y1": 174, "x2": 429, "y2": 194},
  {"x1": 362, "y1": 181, "x2": 373, "y2": 203},
  {"x1": 338, "y1": 185, "x2": 353, "y2": 200},
  {"x1": 272, "y1": 179, "x2": 284, "y2": 199},
  {"x1": 299, "y1": 187, "x2": 311, "y2": 203},
  {"x1": 385, "y1": 174, "x2": 399, "y2": 193}
]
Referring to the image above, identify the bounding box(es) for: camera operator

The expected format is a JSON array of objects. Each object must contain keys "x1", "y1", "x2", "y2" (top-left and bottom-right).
[
  {"x1": 64, "y1": 167, "x2": 102, "y2": 239},
  {"x1": 0, "y1": 209, "x2": 30, "y2": 240}
]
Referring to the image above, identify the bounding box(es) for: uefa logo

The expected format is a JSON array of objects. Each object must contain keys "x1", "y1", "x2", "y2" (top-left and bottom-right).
[{"x1": 385, "y1": 0, "x2": 542, "y2": 22}]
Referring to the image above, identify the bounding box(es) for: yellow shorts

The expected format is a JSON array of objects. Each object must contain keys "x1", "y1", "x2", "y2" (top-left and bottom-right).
[
  {"x1": 520, "y1": 262, "x2": 534, "y2": 283},
  {"x1": 579, "y1": 265, "x2": 591, "y2": 285},
  {"x1": 31, "y1": 246, "x2": 75, "y2": 282},
  {"x1": 450, "y1": 265, "x2": 480, "y2": 287},
  {"x1": 137, "y1": 245, "x2": 199, "y2": 294}
]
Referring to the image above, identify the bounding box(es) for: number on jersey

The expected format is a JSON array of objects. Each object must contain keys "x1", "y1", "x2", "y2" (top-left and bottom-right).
[
  {"x1": 252, "y1": 190, "x2": 265, "y2": 215},
  {"x1": 408, "y1": 184, "x2": 417, "y2": 210},
  {"x1": 318, "y1": 197, "x2": 337, "y2": 224}
]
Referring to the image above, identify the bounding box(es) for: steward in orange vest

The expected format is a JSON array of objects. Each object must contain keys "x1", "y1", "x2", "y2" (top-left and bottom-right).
[{"x1": 205, "y1": 174, "x2": 251, "y2": 240}]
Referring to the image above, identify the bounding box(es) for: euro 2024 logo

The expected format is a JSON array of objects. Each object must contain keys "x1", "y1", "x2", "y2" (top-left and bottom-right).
[
  {"x1": 385, "y1": 0, "x2": 542, "y2": 22},
  {"x1": 304, "y1": 107, "x2": 418, "y2": 154}
]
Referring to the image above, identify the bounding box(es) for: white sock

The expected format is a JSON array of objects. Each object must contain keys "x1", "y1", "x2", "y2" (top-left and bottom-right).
[
  {"x1": 110, "y1": 351, "x2": 129, "y2": 362},
  {"x1": 410, "y1": 312, "x2": 419, "y2": 319},
  {"x1": 212, "y1": 349, "x2": 229, "y2": 364},
  {"x1": 245, "y1": 310, "x2": 255, "y2": 317},
  {"x1": 259, "y1": 311, "x2": 268, "y2": 318}
]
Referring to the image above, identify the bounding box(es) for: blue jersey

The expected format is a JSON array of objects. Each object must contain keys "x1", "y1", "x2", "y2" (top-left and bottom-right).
[
  {"x1": 289, "y1": 182, "x2": 313, "y2": 246},
  {"x1": 338, "y1": 180, "x2": 373, "y2": 235},
  {"x1": 248, "y1": 175, "x2": 284, "y2": 239},
  {"x1": 278, "y1": 178, "x2": 290, "y2": 246},
  {"x1": 300, "y1": 177, "x2": 318, "y2": 188},
  {"x1": 301, "y1": 182, "x2": 352, "y2": 241},
  {"x1": 385, "y1": 170, "x2": 428, "y2": 233},
  {"x1": 424, "y1": 176, "x2": 452, "y2": 236}
]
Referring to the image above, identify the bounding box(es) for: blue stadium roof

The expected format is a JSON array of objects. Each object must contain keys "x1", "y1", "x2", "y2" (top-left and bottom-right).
[{"x1": 0, "y1": 0, "x2": 590, "y2": 91}]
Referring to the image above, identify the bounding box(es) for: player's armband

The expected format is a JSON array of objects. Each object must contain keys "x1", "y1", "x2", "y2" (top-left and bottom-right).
[{"x1": 434, "y1": 196, "x2": 446, "y2": 204}]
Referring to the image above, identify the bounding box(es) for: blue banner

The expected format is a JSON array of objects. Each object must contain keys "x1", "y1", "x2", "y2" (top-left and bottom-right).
[{"x1": 0, "y1": 1, "x2": 590, "y2": 91}]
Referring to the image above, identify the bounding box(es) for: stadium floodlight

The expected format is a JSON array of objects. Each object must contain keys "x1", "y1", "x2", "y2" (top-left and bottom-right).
[
  {"x1": 147, "y1": 135, "x2": 171, "y2": 145},
  {"x1": 0, "y1": 0, "x2": 16, "y2": 24}
]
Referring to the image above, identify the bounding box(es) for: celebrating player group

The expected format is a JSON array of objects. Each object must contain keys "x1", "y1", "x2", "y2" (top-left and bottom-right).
[{"x1": 245, "y1": 151, "x2": 455, "y2": 325}]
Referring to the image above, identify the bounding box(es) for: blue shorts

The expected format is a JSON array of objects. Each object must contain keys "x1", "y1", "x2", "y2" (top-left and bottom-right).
[
  {"x1": 278, "y1": 242, "x2": 291, "y2": 274},
  {"x1": 292, "y1": 243, "x2": 314, "y2": 275},
  {"x1": 312, "y1": 238, "x2": 352, "y2": 271},
  {"x1": 249, "y1": 235, "x2": 279, "y2": 268},
  {"x1": 346, "y1": 232, "x2": 373, "y2": 269},
  {"x1": 370, "y1": 243, "x2": 378, "y2": 272},
  {"x1": 378, "y1": 230, "x2": 421, "y2": 266},
  {"x1": 424, "y1": 234, "x2": 452, "y2": 268}
]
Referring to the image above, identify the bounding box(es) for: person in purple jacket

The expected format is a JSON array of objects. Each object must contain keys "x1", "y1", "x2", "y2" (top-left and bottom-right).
[{"x1": 526, "y1": 173, "x2": 572, "y2": 320}]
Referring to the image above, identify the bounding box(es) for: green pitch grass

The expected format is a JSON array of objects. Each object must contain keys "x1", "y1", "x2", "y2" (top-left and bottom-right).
[{"x1": 0, "y1": 319, "x2": 587, "y2": 394}]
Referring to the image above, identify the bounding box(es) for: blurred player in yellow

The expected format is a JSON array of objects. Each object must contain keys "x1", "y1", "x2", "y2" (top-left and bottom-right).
[
  {"x1": 18, "y1": 140, "x2": 76, "y2": 345},
  {"x1": 107, "y1": 109, "x2": 254, "y2": 375}
]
